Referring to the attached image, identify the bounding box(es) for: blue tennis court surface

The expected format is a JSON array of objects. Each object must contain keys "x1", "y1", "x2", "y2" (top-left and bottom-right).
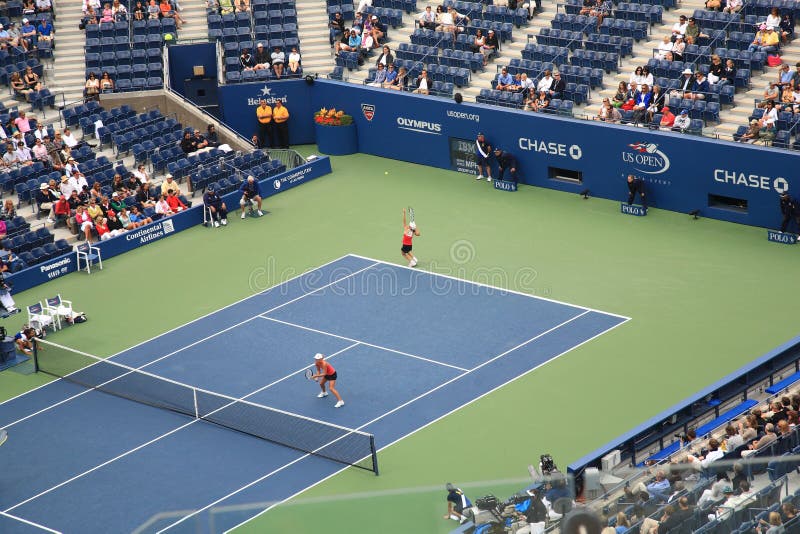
[{"x1": 0, "y1": 254, "x2": 628, "y2": 533}]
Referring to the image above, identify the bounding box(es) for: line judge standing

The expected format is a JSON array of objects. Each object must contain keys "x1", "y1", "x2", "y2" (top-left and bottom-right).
[{"x1": 475, "y1": 132, "x2": 492, "y2": 182}]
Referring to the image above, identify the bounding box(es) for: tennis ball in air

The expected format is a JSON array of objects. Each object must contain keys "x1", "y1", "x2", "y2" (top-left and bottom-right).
[{"x1": 384, "y1": 171, "x2": 388, "y2": 175}]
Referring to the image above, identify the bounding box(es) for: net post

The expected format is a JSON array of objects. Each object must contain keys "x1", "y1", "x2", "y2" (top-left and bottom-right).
[
  {"x1": 370, "y1": 435, "x2": 379, "y2": 476},
  {"x1": 193, "y1": 388, "x2": 199, "y2": 419},
  {"x1": 32, "y1": 339, "x2": 40, "y2": 373}
]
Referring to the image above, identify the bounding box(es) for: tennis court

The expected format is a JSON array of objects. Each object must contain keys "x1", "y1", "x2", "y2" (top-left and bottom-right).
[{"x1": 0, "y1": 254, "x2": 626, "y2": 533}]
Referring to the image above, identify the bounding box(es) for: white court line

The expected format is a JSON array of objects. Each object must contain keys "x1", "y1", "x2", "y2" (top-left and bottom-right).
[
  {"x1": 0, "y1": 510, "x2": 63, "y2": 532},
  {"x1": 0, "y1": 264, "x2": 379, "y2": 431},
  {"x1": 258, "y1": 316, "x2": 469, "y2": 373},
  {"x1": 160, "y1": 309, "x2": 605, "y2": 533},
  {"x1": 348, "y1": 253, "x2": 632, "y2": 321},
  {"x1": 3, "y1": 342, "x2": 364, "y2": 515},
  {"x1": 0, "y1": 254, "x2": 369, "y2": 409},
  {"x1": 222, "y1": 315, "x2": 630, "y2": 534}
]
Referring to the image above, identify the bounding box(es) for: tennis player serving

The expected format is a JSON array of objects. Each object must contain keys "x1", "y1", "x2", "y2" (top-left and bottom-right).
[
  {"x1": 402, "y1": 208, "x2": 420, "y2": 267},
  {"x1": 312, "y1": 353, "x2": 344, "y2": 408}
]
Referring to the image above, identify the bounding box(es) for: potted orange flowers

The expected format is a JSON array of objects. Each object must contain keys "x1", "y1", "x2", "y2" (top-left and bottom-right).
[{"x1": 313, "y1": 107, "x2": 357, "y2": 155}]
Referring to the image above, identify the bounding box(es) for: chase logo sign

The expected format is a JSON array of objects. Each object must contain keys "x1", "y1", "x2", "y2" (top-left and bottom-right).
[
  {"x1": 622, "y1": 143, "x2": 670, "y2": 175},
  {"x1": 361, "y1": 103, "x2": 375, "y2": 121},
  {"x1": 714, "y1": 169, "x2": 789, "y2": 194},
  {"x1": 247, "y1": 85, "x2": 289, "y2": 106},
  {"x1": 396, "y1": 117, "x2": 442, "y2": 135}
]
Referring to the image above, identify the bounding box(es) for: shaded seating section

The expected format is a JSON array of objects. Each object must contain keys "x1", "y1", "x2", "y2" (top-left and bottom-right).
[
  {"x1": 83, "y1": 13, "x2": 179, "y2": 93},
  {"x1": 210, "y1": 0, "x2": 302, "y2": 83}
]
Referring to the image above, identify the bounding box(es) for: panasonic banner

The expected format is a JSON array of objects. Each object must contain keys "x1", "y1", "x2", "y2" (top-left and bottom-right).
[{"x1": 215, "y1": 78, "x2": 798, "y2": 229}]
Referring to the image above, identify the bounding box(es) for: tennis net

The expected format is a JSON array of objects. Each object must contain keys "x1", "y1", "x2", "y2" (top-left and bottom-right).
[{"x1": 33, "y1": 339, "x2": 379, "y2": 475}]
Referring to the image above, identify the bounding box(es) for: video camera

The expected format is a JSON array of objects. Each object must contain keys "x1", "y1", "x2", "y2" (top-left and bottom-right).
[{"x1": 540, "y1": 454, "x2": 557, "y2": 475}]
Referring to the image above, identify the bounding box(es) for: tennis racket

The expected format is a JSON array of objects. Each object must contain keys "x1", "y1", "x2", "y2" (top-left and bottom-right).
[
  {"x1": 407, "y1": 206, "x2": 415, "y2": 223},
  {"x1": 0, "y1": 428, "x2": 7, "y2": 447},
  {"x1": 305, "y1": 368, "x2": 318, "y2": 381}
]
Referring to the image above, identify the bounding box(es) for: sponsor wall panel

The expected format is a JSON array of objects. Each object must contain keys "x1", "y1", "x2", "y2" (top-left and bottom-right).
[
  {"x1": 309, "y1": 80, "x2": 798, "y2": 229},
  {"x1": 6, "y1": 157, "x2": 332, "y2": 294}
]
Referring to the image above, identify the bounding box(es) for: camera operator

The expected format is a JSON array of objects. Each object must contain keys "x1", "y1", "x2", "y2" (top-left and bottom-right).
[{"x1": 514, "y1": 489, "x2": 548, "y2": 534}]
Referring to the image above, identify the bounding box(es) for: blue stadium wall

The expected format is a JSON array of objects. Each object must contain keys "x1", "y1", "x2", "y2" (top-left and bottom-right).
[{"x1": 217, "y1": 78, "x2": 799, "y2": 230}]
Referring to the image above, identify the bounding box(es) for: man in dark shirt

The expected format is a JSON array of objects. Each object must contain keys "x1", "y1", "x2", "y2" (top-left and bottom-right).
[
  {"x1": 180, "y1": 131, "x2": 198, "y2": 154},
  {"x1": 444, "y1": 483, "x2": 471, "y2": 523},
  {"x1": 493, "y1": 147, "x2": 519, "y2": 184},
  {"x1": 475, "y1": 132, "x2": 492, "y2": 181},
  {"x1": 67, "y1": 190, "x2": 84, "y2": 210},
  {"x1": 627, "y1": 174, "x2": 647, "y2": 208},
  {"x1": 548, "y1": 72, "x2": 566, "y2": 99},
  {"x1": 329, "y1": 11, "x2": 344, "y2": 45},
  {"x1": 106, "y1": 211, "x2": 124, "y2": 233},
  {"x1": 779, "y1": 191, "x2": 799, "y2": 233},
  {"x1": 239, "y1": 48, "x2": 255, "y2": 71},
  {"x1": 203, "y1": 184, "x2": 228, "y2": 227}
]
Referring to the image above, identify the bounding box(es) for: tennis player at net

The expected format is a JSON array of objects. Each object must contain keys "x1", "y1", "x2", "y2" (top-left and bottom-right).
[{"x1": 312, "y1": 353, "x2": 344, "y2": 408}]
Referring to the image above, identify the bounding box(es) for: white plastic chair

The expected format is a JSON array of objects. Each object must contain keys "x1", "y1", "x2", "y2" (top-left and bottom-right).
[
  {"x1": 76, "y1": 243, "x2": 102, "y2": 274},
  {"x1": 45, "y1": 295, "x2": 74, "y2": 330},
  {"x1": 27, "y1": 302, "x2": 55, "y2": 333}
]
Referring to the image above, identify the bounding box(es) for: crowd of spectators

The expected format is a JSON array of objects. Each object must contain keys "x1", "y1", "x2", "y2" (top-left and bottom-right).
[{"x1": 239, "y1": 42, "x2": 301, "y2": 79}]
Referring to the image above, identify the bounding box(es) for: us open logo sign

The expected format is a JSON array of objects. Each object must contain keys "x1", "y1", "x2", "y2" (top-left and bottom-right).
[{"x1": 361, "y1": 103, "x2": 375, "y2": 121}]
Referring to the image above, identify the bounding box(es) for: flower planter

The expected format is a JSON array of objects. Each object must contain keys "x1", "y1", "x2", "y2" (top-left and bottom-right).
[{"x1": 315, "y1": 122, "x2": 358, "y2": 155}]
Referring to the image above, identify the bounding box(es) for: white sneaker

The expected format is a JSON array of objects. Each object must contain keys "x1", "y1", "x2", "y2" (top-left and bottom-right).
[
  {"x1": 46, "y1": 218, "x2": 54, "y2": 223},
  {"x1": 411, "y1": 259, "x2": 418, "y2": 267},
  {"x1": 221, "y1": 218, "x2": 227, "y2": 226},
  {"x1": 408, "y1": 261, "x2": 414, "y2": 267},
  {"x1": 317, "y1": 391, "x2": 329, "y2": 398},
  {"x1": 213, "y1": 220, "x2": 220, "y2": 227},
  {"x1": 241, "y1": 212, "x2": 246, "y2": 219},
  {"x1": 335, "y1": 400, "x2": 344, "y2": 408},
  {"x1": 487, "y1": 176, "x2": 492, "y2": 182},
  {"x1": 257, "y1": 210, "x2": 264, "y2": 216},
  {"x1": 476, "y1": 174, "x2": 483, "y2": 180}
]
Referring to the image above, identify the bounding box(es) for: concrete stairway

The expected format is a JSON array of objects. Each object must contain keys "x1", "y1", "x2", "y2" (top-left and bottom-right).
[
  {"x1": 50, "y1": 0, "x2": 86, "y2": 104},
  {"x1": 295, "y1": 0, "x2": 336, "y2": 76}
]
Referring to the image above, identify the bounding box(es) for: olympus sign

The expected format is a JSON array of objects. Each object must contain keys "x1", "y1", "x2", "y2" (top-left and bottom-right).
[{"x1": 396, "y1": 117, "x2": 442, "y2": 135}]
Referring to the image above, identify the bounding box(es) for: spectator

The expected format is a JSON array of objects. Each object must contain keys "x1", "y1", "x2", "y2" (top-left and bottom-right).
[
  {"x1": 136, "y1": 182, "x2": 157, "y2": 209},
  {"x1": 436, "y1": 5, "x2": 456, "y2": 32},
  {"x1": 0, "y1": 199, "x2": 15, "y2": 219},
  {"x1": 94, "y1": 216, "x2": 110, "y2": 240},
  {"x1": 766, "y1": 7, "x2": 781, "y2": 29},
  {"x1": 256, "y1": 99, "x2": 273, "y2": 147},
  {"x1": 749, "y1": 24, "x2": 779, "y2": 54},
  {"x1": 781, "y1": 503, "x2": 797, "y2": 524},
  {"x1": 375, "y1": 45, "x2": 392, "y2": 68},
  {"x1": 128, "y1": 205, "x2": 152, "y2": 226},
  {"x1": 742, "y1": 422, "x2": 777, "y2": 456},
  {"x1": 329, "y1": 11, "x2": 344, "y2": 45},
  {"x1": 203, "y1": 184, "x2": 228, "y2": 227},
  {"x1": 632, "y1": 84, "x2": 651, "y2": 123},
  {"x1": 671, "y1": 14, "x2": 687, "y2": 39},
  {"x1": 527, "y1": 90, "x2": 549, "y2": 111},
  {"x1": 548, "y1": 72, "x2": 566, "y2": 99},
  {"x1": 760, "y1": 82, "x2": 780, "y2": 107},
  {"x1": 239, "y1": 175, "x2": 264, "y2": 218},
  {"x1": 612, "y1": 81, "x2": 627, "y2": 107},
  {"x1": 672, "y1": 35, "x2": 686, "y2": 61},
  {"x1": 234, "y1": 0, "x2": 249, "y2": 12},
  {"x1": 762, "y1": 100, "x2": 779, "y2": 132},
  {"x1": 53, "y1": 194, "x2": 71, "y2": 228},
  {"x1": 443, "y1": 483, "x2": 471, "y2": 523},
  {"x1": 161, "y1": 173, "x2": 180, "y2": 196},
  {"x1": 36, "y1": 183, "x2": 55, "y2": 221},
  {"x1": 117, "y1": 208, "x2": 139, "y2": 229},
  {"x1": 757, "y1": 511, "x2": 784, "y2": 534},
  {"x1": 32, "y1": 138, "x2": 50, "y2": 165},
  {"x1": 10, "y1": 73, "x2": 30, "y2": 101},
  {"x1": 74, "y1": 205, "x2": 95, "y2": 241},
  {"x1": 133, "y1": 0, "x2": 146, "y2": 19},
  {"x1": 413, "y1": 69, "x2": 430, "y2": 94},
  {"x1": 113, "y1": 0, "x2": 128, "y2": 20},
  {"x1": 713, "y1": 481, "x2": 754, "y2": 522},
  {"x1": 252, "y1": 42, "x2": 270, "y2": 71},
  {"x1": 37, "y1": 18, "x2": 54, "y2": 43},
  {"x1": 37, "y1": 0, "x2": 53, "y2": 12},
  {"x1": 596, "y1": 98, "x2": 621, "y2": 121},
  {"x1": 147, "y1": 0, "x2": 161, "y2": 19},
  {"x1": 85, "y1": 73, "x2": 100, "y2": 101},
  {"x1": 109, "y1": 191, "x2": 127, "y2": 213},
  {"x1": 368, "y1": 62, "x2": 387, "y2": 87},
  {"x1": 484, "y1": 29, "x2": 499, "y2": 61},
  {"x1": 696, "y1": 472, "x2": 731, "y2": 508},
  {"x1": 382, "y1": 63, "x2": 398, "y2": 88},
  {"x1": 20, "y1": 18, "x2": 36, "y2": 49},
  {"x1": 724, "y1": 424, "x2": 744, "y2": 451},
  {"x1": 271, "y1": 46, "x2": 285, "y2": 78},
  {"x1": 370, "y1": 15, "x2": 385, "y2": 46},
  {"x1": 579, "y1": 0, "x2": 594, "y2": 15},
  {"x1": 287, "y1": 47, "x2": 301, "y2": 75},
  {"x1": 590, "y1": 0, "x2": 611, "y2": 30},
  {"x1": 14, "y1": 141, "x2": 32, "y2": 165},
  {"x1": 658, "y1": 106, "x2": 676, "y2": 129},
  {"x1": 630, "y1": 66, "x2": 646, "y2": 86},
  {"x1": 240, "y1": 48, "x2": 255, "y2": 71},
  {"x1": 647, "y1": 85, "x2": 665, "y2": 121},
  {"x1": 684, "y1": 17, "x2": 708, "y2": 44},
  {"x1": 707, "y1": 55, "x2": 724, "y2": 84},
  {"x1": 657, "y1": 35, "x2": 673, "y2": 59},
  {"x1": 417, "y1": 5, "x2": 435, "y2": 29},
  {"x1": 705, "y1": 0, "x2": 721, "y2": 11},
  {"x1": 687, "y1": 71, "x2": 709, "y2": 100},
  {"x1": 100, "y1": 71, "x2": 114, "y2": 92},
  {"x1": 159, "y1": 0, "x2": 184, "y2": 28},
  {"x1": 132, "y1": 164, "x2": 150, "y2": 183},
  {"x1": 180, "y1": 130, "x2": 198, "y2": 154},
  {"x1": 471, "y1": 28, "x2": 486, "y2": 57},
  {"x1": 387, "y1": 65, "x2": 408, "y2": 90},
  {"x1": 779, "y1": 13, "x2": 793, "y2": 44},
  {"x1": 723, "y1": 0, "x2": 742, "y2": 12},
  {"x1": 496, "y1": 67, "x2": 513, "y2": 91},
  {"x1": 166, "y1": 189, "x2": 187, "y2": 212},
  {"x1": 205, "y1": 124, "x2": 220, "y2": 147},
  {"x1": 89, "y1": 181, "x2": 103, "y2": 201},
  {"x1": 273, "y1": 100, "x2": 289, "y2": 148},
  {"x1": 65, "y1": 156, "x2": 81, "y2": 177},
  {"x1": 672, "y1": 109, "x2": 691, "y2": 131},
  {"x1": 191, "y1": 129, "x2": 209, "y2": 152},
  {"x1": 625, "y1": 470, "x2": 671, "y2": 503},
  {"x1": 335, "y1": 28, "x2": 360, "y2": 55},
  {"x1": 775, "y1": 63, "x2": 794, "y2": 94},
  {"x1": 356, "y1": 0, "x2": 372, "y2": 13},
  {"x1": 493, "y1": 147, "x2": 519, "y2": 184},
  {"x1": 106, "y1": 211, "x2": 125, "y2": 236},
  {"x1": 23, "y1": 66, "x2": 44, "y2": 100}
]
